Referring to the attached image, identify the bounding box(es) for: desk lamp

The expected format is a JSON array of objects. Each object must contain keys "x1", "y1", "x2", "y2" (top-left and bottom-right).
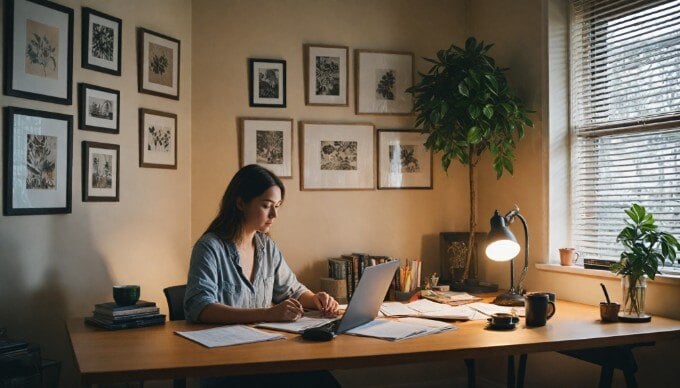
[{"x1": 485, "y1": 206, "x2": 529, "y2": 306}]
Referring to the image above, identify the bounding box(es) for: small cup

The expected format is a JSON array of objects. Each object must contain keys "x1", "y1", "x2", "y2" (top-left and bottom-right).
[
  {"x1": 490, "y1": 313, "x2": 519, "y2": 326},
  {"x1": 113, "y1": 285, "x2": 140, "y2": 306},
  {"x1": 525, "y1": 293, "x2": 556, "y2": 327},
  {"x1": 600, "y1": 302, "x2": 620, "y2": 322},
  {"x1": 559, "y1": 248, "x2": 580, "y2": 266}
]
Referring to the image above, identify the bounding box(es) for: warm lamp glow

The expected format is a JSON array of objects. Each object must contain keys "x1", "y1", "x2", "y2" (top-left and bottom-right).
[{"x1": 485, "y1": 240, "x2": 521, "y2": 261}]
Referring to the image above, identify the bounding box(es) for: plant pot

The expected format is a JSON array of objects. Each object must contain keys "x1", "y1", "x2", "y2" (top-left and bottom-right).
[{"x1": 620, "y1": 275, "x2": 648, "y2": 319}]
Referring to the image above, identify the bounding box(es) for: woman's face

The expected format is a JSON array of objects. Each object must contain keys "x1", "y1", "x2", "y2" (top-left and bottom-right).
[{"x1": 241, "y1": 185, "x2": 282, "y2": 234}]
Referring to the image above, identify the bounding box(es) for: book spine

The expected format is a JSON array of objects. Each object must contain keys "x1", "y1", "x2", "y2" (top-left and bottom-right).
[
  {"x1": 86, "y1": 316, "x2": 165, "y2": 330},
  {"x1": 94, "y1": 306, "x2": 160, "y2": 317}
]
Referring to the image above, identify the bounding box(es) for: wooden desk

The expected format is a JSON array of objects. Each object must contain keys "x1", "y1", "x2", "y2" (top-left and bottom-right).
[{"x1": 66, "y1": 299, "x2": 680, "y2": 385}]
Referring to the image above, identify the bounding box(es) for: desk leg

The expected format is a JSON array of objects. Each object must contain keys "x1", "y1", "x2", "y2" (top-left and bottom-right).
[
  {"x1": 517, "y1": 354, "x2": 527, "y2": 388},
  {"x1": 507, "y1": 355, "x2": 516, "y2": 388},
  {"x1": 464, "y1": 358, "x2": 476, "y2": 388}
]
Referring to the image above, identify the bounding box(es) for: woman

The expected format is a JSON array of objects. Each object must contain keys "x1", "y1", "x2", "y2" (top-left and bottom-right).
[{"x1": 184, "y1": 164, "x2": 340, "y2": 387}]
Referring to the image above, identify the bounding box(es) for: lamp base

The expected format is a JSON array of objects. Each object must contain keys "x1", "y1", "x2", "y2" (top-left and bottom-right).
[{"x1": 492, "y1": 291, "x2": 525, "y2": 306}]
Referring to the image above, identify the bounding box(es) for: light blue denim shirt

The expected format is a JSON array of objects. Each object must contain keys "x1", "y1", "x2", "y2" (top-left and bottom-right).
[{"x1": 183, "y1": 232, "x2": 308, "y2": 323}]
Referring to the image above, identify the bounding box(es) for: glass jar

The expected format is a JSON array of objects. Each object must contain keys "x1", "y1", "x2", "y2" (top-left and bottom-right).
[{"x1": 620, "y1": 275, "x2": 647, "y2": 318}]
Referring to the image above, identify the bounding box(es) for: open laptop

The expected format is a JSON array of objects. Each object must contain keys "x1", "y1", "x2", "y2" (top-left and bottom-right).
[{"x1": 302, "y1": 260, "x2": 400, "y2": 340}]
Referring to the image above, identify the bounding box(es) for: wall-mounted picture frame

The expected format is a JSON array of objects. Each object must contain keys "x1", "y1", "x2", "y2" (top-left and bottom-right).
[
  {"x1": 82, "y1": 141, "x2": 119, "y2": 202},
  {"x1": 240, "y1": 118, "x2": 293, "y2": 178},
  {"x1": 300, "y1": 122, "x2": 374, "y2": 191},
  {"x1": 3, "y1": 0, "x2": 74, "y2": 105},
  {"x1": 137, "y1": 28, "x2": 180, "y2": 100},
  {"x1": 377, "y1": 129, "x2": 432, "y2": 189},
  {"x1": 249, "y1": 58, "x2": 286, "y2": 108},
  {"x1": 139, "y1": 108, "x2": 177, "y2": 169},
  {"x1": 78, "y1": 83, "x2": 119, "y2": 134},
  {"x1": 3, "y1": 107, "x2": 72, "y2": 215},
  {"x1": 304, "y1": 44, "x2": 348, "y2": 106},
  {"x1": 81, "y1": 7, "x2": 121, "y2": 76},
  {"x1": 355, "y1": 50, "x2": 414, "y2": 115}
]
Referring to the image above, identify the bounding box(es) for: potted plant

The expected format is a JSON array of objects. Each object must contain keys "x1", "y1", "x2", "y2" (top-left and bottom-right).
[
  {"x1": 406, "y1": 37, "x2": 533, "y2": 287},
  {"x1": 611, "y1": 204, "x2": 679, "y2": 319}
]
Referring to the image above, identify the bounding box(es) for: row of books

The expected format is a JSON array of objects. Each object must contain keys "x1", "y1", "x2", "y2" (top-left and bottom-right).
[
  {"x1": 328, "y1": 253, "x2": 399, "y2": 300},
  {"x1": 84, "y1": 300, "x2": 166, "y2": 330}
]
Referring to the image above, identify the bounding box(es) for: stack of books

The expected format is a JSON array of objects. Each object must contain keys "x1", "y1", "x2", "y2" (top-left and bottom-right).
[
  {"x1": 0, "y1": 338, "x2": 29, "y2": 360},
  {"x1": 327, "y1": 254, "x2": 400, "y2": 301},
  {"x1": 85, "y1": 300, "x2": 166, "y2": 330}
]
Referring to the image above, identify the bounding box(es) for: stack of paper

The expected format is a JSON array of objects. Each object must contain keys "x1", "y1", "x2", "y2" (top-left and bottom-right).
[
  {"x1": 467, "y1": 302, "x2": 525, "y2": 317},
  {"x1": 255, "y1": 316, "x2": 337, "y2": 334},
  {"x1": 381, "y1": 299, "x2": 481, "y2": 320},
  {"x1": 175, "y1": 325, "x2": 284, "y2": 348},
  {"x1": 346, "y1": 318, "x2": 454, "y2": 341}
]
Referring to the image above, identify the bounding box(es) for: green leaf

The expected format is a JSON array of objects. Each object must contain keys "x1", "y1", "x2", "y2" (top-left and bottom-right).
[
  {"x1": 468, "y1": 105, "x2": 480, "y2": 120},
  {"x1": 466, "y1": 127, "x2": 481, "y2": 144},
  {"x1": 458, "y1": 82, "x2": 469, "y2": 97},
  {"x1": 483, "y1": 104, "x2": 494, "y2": 119}
]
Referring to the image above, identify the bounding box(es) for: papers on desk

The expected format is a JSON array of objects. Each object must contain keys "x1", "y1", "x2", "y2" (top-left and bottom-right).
[
  {"x1": 346, "y1": 318, "x2": 455, "y2": 341},
  {"x1": 175, "y1": 325, "x2": 284, "y2": 348},
  {"x1": 381, "y1": 299, "x2": 483, "y2": 320},
  {"x1": 467, "y1": 302, "x2": 525, "y2": 317},
  {"x1": 255, "y1": 316, "x2": 337, "y2": 334}
]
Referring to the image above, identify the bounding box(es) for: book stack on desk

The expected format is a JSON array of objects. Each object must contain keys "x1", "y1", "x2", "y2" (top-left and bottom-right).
[
  {"x1": 327, "y1": 254, "x2": 399, "y2": 301},
  {"x1": 85, "y1": 301, "x2": 166, "y2": 330}
]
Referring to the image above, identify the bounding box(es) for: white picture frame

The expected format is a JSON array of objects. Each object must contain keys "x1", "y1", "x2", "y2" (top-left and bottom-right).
[
  {"x1": 240, "y1": 118, "x2": 293, "y2": 178},
  {"x1": 355, "y1": 50, "x2": 414, "y2": 115},
  {"x1": 377, "y1": 129, "x2": 432, "y2": 189},
  {"x1": 300, "y1": 122, "x2": 375, "y2": 190},
  {"x1": 304, "y1": 44, "x2": 348, "y2": 106},
  {"x1": 139, "y1": 108, "x2": 177, "y2": 169}
]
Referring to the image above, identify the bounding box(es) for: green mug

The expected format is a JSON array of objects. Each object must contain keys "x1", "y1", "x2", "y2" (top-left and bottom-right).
[{"x1": 113, "y1": 285, "x2": 140, "y2": 306}]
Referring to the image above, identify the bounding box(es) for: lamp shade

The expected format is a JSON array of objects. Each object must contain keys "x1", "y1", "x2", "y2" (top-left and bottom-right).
[{"x1": 485, "y1": 210, "x2": 520, "y2": 261}]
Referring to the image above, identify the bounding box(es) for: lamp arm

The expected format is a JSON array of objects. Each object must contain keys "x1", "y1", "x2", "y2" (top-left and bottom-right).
[{"x1": 514, "y1": 213, "x2": 529, "y2": 293}]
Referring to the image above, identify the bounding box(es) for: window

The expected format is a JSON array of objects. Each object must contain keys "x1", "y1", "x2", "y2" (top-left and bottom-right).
[{"x1": 570, "y1": 0, "x2": 680, "y2": 272}]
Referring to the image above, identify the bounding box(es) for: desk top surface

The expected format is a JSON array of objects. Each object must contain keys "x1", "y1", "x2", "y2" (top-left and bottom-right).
[{"x1": 67, "y1": 297, "x2": 680, "y2": 384}]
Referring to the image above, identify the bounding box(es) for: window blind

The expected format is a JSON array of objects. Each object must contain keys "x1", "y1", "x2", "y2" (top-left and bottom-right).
[{"x1": 570, "y1": 0, "x2": 680, "y2": 266}]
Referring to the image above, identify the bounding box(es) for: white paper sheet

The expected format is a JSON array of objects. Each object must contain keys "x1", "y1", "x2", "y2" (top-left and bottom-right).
[
  {"x1": 380, "y1": 302, "x2": 418, "y2": 316},
  {"x1": 175, "y1": 325, "x2": 284, "y2": 348},
  {"x1": 346, "y1": 319, "x2": 429, "y2": 340},
  {"x1": 467, "y1": 302, "x2": 525, "y2": 317},
  {"x1": 255, "y1": 316, "x2": 337, "y2": 334}
]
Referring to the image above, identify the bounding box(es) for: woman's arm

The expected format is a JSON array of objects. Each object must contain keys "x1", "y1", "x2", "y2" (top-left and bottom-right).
[
  {"x1": 298, "y1": 291, "x2": 340, "y2": 317},
  {"x1": 197, "y1": 298, "x2": 304, "y2": 324}
]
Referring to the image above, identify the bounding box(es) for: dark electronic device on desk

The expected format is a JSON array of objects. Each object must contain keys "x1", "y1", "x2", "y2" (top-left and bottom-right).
[{"x1": 302, "y1": 260, "x2": 400, "y2": 342}]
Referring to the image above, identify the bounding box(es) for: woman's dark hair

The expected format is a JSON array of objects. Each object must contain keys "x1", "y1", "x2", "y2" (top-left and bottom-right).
[{"x1": 205, "y1": 164, "x2": 285, "y2": 242}]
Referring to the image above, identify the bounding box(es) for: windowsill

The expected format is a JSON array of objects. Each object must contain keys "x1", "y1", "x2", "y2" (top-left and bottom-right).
[{"x1": 535, "y1": 263, "x2": 680, "y2": 285}]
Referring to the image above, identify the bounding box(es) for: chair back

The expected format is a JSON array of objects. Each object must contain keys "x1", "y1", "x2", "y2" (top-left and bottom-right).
[{"x1": 163, "y1": 285, "x2": 187, "y2": 321}]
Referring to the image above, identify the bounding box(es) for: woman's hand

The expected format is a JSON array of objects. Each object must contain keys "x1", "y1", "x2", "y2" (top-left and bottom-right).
[
  {"x1": 311, "y1": 292, "x2": 340, "y2": 317},
  {"x1": 266, "y1": 298, "x2": 304, "y2": 322}
]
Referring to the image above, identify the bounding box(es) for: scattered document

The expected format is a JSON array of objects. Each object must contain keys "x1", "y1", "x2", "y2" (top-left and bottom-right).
[
  {"x1": 380, "y1": 302, "x2": 418, "y2": 317},
  {"x1": 406, "y1": 299, "x2": 452, "y2": 313},
  {"x1": 176, "y1": 325, "x2": 284, "y2": 348},
  {"x1": 346, "y1": 319, "x2": 429, "y2": 340},
  {"x1": 381, "y1": 300, "x2": 480, "y2": 320},
  {"x1": 255, "y1": 316, "x2": 337, "y2": 334},
  {"x1": 420, "y1": 290, "x2": 482, "y2": 305},
  {"x1": 395, "y1": 317, "x2": 457, "y2": 338},
  {"x1": 467, "y1": 302, "x2": 525, "y2": 317}
]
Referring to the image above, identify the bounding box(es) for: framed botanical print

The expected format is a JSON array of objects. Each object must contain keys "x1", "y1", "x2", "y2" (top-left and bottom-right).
[
  {"x1": 81, "y1": 7, "x2": 122, "y2": 76},
  {"x1": 139, "y1": 108, "x2": 177, "y2": 169},
  {"x1": 82, "y1": 141, "x2": 119, "y2": 202},
  {"x1": 78, "y1": 83, "x2": 119, "y2": 133},
  {"x1": 249, "y1": 59, "x2": 286, "y2": 108},
  {"x1": 3, "y1": 0, "x2": 74, "y2": 104},
  {"x1": 377, "y1": 129, "x2": 432, "y2": 189},
  {"x1": 355, "y1": 50, "x2": 414, "y2": 115},
  {"x1": 304, "y1": 44, "x2": 348, "y2": 106},
  {"x1": 3, "y1": 107, "x2": 72, "y2": 215},
  {"x1": 240, "y1": 118, "x2": 293, "y2": 178},
  {"x1": 300, "y1": 122, "x2": 375, "y2": 190},
  {"x1": 137, "y1": 28, "x2": 180, "y2": 100}
]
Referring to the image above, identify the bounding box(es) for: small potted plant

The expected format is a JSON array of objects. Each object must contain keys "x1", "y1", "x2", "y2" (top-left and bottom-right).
[{"x1": 611, "y1": 204, "x2": 679, "y2": 320}]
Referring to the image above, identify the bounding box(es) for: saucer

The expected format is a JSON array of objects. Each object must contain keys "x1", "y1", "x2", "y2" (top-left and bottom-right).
[{"x1": 486, "y1": 318, "x2": 518, "y2": 331}]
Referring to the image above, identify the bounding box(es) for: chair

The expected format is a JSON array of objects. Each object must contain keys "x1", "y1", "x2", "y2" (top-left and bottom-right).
[{"x1": 163, "y1": 285, "x2": 187, "y2": 388}]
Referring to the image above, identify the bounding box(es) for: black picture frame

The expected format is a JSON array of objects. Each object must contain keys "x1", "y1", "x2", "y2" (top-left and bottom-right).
[
  {"x1": 3, "y1": 106, "x2": 73, "y2": 215},
  {"x1": 139, "y1": 108, "x2": 178, "y2": 169},
  {"x1": 81, "y1": 7, "x2": 122, "y2": 76},
  {"x1": 3, "y1": 0, "x2": 74, "y2": 105},
  {"x1": 78, "y1": 83, "x2": 120, "y2": 134},
  {"x1": 248, "y1": 58, "x2": 286, "y2": 108},
  {"x1": 82, "y1": 141, "x2": 120, "y2": 202},
  {"x1": 137, "y1": 28, "x2": 181, "y2": 100}
]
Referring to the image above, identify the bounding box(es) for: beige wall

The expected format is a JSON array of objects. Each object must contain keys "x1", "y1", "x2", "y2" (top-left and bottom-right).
[
  {"x1": 191, "y1": 0, "x2": 472, "y2": 290},
  {"x1": 0, "y1": 0, "x2": 192, "y2": 386}
]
